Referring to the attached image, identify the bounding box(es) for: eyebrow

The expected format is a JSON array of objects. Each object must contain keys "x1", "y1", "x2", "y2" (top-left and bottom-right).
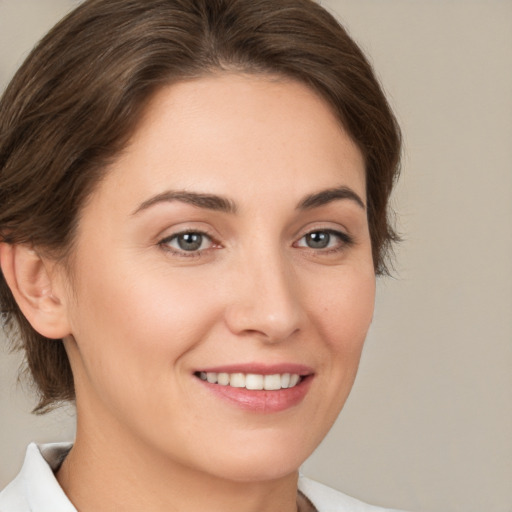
[
  {"x1": 297, "y1": 186, "x2": 366, "y2": 211},
  {"x1": 132, "y1": 185, "x2": 365, "y2": 216},
  {"x1": 132, "y1": 190, "x2": 237, "y2": 215}
]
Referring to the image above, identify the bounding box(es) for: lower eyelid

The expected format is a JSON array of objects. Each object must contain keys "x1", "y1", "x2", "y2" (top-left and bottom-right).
[
  {"x1": 296, "y1": 229, "x2": 353, "y2": 247},
  {"x1": 159, "y1": 231, "x2": 217, "y2": 253}
]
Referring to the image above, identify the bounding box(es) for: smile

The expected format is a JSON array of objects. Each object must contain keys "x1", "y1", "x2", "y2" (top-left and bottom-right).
[{"x1": 197, "y1": 372, "x2": 301, "y2": 390}]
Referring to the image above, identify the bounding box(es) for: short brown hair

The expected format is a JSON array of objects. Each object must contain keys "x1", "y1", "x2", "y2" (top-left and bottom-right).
[{"x1": 0, "y1": 0, "x2": 401, "y2": 412}]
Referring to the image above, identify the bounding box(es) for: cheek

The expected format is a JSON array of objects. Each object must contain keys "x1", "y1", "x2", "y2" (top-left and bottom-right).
[
  {"x1": 66, "y1": 256, "x2": 223, "y2": 401},
  {"x1": 292, "y1": 266, "x2": 375, "y2": 446},
  {"x1": 312, "y1": 267, "x2": 376, "y2": 349},
  {"x1": 307, "y1": 265, "x2": 375, "y2": 415}
]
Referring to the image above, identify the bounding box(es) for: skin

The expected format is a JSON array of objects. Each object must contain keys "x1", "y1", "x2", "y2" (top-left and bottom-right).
[{"x1": 8, "y1": 74, "x2": 376, "y2": 512}]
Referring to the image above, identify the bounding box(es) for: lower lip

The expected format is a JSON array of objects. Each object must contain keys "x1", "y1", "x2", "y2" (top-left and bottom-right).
[{"x1": 197, "y1": 376, "x2": 313, "y2": 413}]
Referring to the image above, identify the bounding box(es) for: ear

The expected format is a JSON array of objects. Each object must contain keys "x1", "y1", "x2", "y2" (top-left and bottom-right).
[{"x1": 0, "y1": 243, "x2": 71, "y2": 339}]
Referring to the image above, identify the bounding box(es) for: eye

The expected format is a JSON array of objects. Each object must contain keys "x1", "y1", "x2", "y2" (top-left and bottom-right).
[
  {"x1": 160, "y1": 231, "x2": 214, "y2": 254},
  {"x1": 295, "y1": 229, "x2": 352, "y2": 251}
]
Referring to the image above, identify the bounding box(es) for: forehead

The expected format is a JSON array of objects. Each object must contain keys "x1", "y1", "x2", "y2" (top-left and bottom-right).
[{"x1": 92, "y1": 73, "x2": 366, "y2": 211}]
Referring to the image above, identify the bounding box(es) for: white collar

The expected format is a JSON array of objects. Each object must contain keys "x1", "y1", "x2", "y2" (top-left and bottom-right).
[{"x1": 0, "y1": 442, "x2": 76, "y2": 512}]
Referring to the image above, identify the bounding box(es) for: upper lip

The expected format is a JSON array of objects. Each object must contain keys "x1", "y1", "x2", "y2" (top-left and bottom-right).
[{"x1": 195, "y1": 363, "x2": 314, "y2": 376}]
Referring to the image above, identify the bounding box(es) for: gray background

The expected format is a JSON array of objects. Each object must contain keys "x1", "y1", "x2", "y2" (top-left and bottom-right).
[{"x1": 1, "y1": 1, "x2": 511, "y2": 511}]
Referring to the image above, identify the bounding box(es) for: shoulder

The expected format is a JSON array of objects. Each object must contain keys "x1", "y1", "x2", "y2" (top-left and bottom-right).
[
  {"x1": 0, "y1": 443, "x2": 75, "y2": 512},
  {"x1": 298, "y1": 475, "x2": 406, "y2": 512}
]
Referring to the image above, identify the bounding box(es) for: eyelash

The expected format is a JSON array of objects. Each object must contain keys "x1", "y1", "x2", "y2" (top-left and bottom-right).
[
  {"x1": 294, "y1": 229, "x2": 354, "y2": 254},
  {"x1": 158, "y1": 228, "x2": 353, "y2": 258},
  {"x1": 158, "y1": 230, "x2": 219, "y2": 258}
]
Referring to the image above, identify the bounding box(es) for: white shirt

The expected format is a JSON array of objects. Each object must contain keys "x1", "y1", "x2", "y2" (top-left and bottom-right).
[{"x1": 0, "y1": 443, "x2": 405, "y2": 512}]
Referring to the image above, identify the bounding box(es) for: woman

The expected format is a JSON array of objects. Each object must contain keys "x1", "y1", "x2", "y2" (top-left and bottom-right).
[{"x1": 0, "y1": 0, "x2": 401, "y2": 511}]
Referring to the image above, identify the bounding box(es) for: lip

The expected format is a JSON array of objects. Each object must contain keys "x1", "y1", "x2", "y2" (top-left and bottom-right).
[{"x1": 194, "y1": 363, "x2": 314, "y2": 413}]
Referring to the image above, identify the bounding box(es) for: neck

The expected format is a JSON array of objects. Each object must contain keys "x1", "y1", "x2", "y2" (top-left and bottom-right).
[{"x1": 57, "y1": 415, "x2": 300, "y2": 512}]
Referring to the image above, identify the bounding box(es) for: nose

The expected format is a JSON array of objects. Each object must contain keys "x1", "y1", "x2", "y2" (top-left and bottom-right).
[{"x1": 224, "y1": 250, "x2": 304, "y2": 343}]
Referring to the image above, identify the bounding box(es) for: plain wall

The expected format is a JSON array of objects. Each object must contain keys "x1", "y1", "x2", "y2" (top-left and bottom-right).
[{"x1": 1, "y1": 1, "x2": 511, "y2": 511}]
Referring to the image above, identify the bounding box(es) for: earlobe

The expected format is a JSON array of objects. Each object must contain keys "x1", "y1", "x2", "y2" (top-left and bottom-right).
[{"x1": 0, "y1": 243, "x2": 71, "y2": 339}]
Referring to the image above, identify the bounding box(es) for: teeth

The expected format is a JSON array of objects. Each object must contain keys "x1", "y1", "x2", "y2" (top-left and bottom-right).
[
  {"x1": 281, "y1": 373, "x2": 291, "y2": 389},
  {"x1": 230, "y1": 373, "x2": 246, "y2": 388},
  {"x1": 197, "y1": 372, "x2": 302, "y2": 390},
  {"x1": 289, "y1": 374, "x2": 300, "y2": 387},
  {"x1": 263, "y1": 374, "x2": 281, "y2": 390},
  {"x1": 245, "y1": 374, "x2": 263, "y2": 390},
  {"x1": 217, "y1": 372, "x2": 230, "y2": 386}
]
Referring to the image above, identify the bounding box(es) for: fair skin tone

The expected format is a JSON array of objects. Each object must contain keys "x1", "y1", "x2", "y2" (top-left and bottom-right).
[{"x1": 1, "y1": 74, "x2": 375, "y2": 512}]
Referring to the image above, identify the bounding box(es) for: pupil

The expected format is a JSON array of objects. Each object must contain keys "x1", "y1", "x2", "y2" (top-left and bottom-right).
[
  {"x1": 178, "y1": 233, "x2": 202, "y2": 251},
  {"x1": 307, "y1": 232, "x2": 329, "y2": 249}
]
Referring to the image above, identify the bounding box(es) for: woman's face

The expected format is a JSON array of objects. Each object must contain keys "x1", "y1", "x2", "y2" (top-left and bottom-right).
[{"x1": 59, "y1": 74, "x2": 375, "y2": 482}]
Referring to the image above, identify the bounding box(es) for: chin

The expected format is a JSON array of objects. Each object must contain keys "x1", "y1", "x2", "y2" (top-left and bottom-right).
[
  {"x1": 193, "y1": 436, "x2": 315, "y2": 483},
  {"x1": 211, "y1": 458, "x2": 302, "y2": 484}
]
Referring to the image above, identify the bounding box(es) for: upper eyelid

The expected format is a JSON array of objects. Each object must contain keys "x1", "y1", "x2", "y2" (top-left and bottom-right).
[
  {"x1": 294, "y1": 223, "x2": 352, "y2": 240},
  {"x1": 159, "y1": 230, "x2": 217, "y2": 247},
  {"x1": 296, "y1": 228, "x2": 352, "y2": 243},
  {"x1": 158, "y1": 225, "x2": 218, "y2": 242}
]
